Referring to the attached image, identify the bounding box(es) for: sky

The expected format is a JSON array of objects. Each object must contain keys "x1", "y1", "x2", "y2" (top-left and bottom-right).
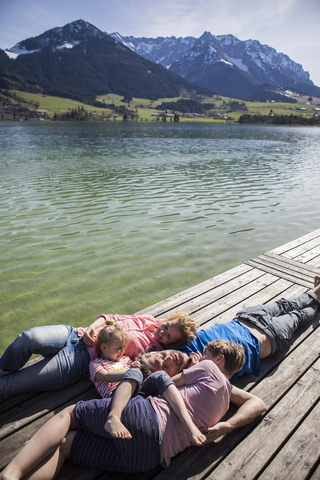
[{"x1": 0, "y1": 0, "x2": 320, "y2": 86}]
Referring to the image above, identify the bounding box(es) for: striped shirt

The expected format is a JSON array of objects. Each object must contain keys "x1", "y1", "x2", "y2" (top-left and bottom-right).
[{"x1": 89, "y1": 356, "x2": 132, "y2": 398}]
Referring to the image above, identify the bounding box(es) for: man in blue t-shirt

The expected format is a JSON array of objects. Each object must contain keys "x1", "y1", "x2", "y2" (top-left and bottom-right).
[{"x1": 176, "y1": 276, "x2": 320, "y2": 382}]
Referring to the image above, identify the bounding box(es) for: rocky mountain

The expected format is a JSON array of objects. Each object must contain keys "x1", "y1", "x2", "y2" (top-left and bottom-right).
[
  {"x1": 110, "y1": 31, "x2": 320, "y2": 100},
  {"x1": 1, "y1": 20, "x2": 211, "y2": 102}
]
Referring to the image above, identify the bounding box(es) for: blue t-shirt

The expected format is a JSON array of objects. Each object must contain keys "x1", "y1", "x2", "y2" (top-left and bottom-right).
[{"x1": 175, "y1": 320, "x2": 260, "y2": 382}]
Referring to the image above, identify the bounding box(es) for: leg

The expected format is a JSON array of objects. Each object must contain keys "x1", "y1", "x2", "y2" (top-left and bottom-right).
[
  {"x1": 22, "y1": 431, "x2": 77, "y2": 480},
  {"x1": 0, "y1": 325, "x2": 72, "y2": 373},
  {"x1": 105, "y1": 368, "x2": 142, "y2": 439},
  {"x1": 0, "y1": 406, "x2": 76, "y2": 480},
  {"x1": 0, "y1": 329, "x2": 90, "y2": 401},
  {"x1": 70, "y1": 396, "x2": 162, "y2": 472},
  {"x1": 237, "y1": 277, "x2": 320, "y2": 354}
]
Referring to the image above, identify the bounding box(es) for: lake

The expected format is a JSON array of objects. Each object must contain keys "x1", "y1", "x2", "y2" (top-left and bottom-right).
[{"x1": 1, "y1": 120, "x2": 320, "y2": 353}]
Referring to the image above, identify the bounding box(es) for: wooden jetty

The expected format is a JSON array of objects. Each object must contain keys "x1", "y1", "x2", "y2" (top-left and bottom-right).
[{"x1": 1, "y1": 229, "x2": 320, "y2": 480}]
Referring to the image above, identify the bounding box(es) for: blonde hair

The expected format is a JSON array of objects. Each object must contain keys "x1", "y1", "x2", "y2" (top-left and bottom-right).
[
  {"x1": 97, "y1": 321, "x2": 129, "y2": 357},
  {"x1": 204, "y1": 339, "x2": 245, "y2": 377},
  {"x1": 164, "y1": 310, "x2": 197, "y2": 347}
]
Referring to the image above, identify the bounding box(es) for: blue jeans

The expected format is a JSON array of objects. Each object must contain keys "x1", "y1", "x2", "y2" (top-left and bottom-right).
[
  {"x1": 0, "y1": 325, "x2": 90, "y2": 401},
  {"x1": 236, "y1": 291, "x2": 320, "y2": 354}
]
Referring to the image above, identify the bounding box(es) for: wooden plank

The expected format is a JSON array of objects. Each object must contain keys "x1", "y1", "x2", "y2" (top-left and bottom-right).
[
  {"x1": 307, "y1": 255, "x2": 320, "y2": 270},
  {"x1": 245, "y1": 255, "x2": 315, "y2": 288},
  {"x1": 151, "y1": 329, "x2": 320, "y2": 480},
  {"x1": 199, "y1": 358, "x2": 320, "y2": 480},
  {"x1": 292, "y1": 248, "x2": 320, "y2": 267},
  {"x1": 141, "y1": 268, "x2": 267, "y2": 326},
  {"x1": 167, "y1": 269, "x2": 269, "y2": 324},
  {"x1": 254, "y1": 255, "x2": 318, "y2": 280},
  {"x1": 272, "y1": 230, "x2": 320, "y2": 256},
  {"x1": 0, "y1": 388, "x2": 99, "y2": 469},
  {"x1": 258, "y1": 400, "x2": 320, "y2": 480},
  {"x1": 206, "y1": 274, "x2": 308, "y2": 328},
  {"x1": 0, "y1": 380, "x2": 97, "y2": 440},
  {"x1": 136, "y1": 263, "x2": 254, "y2": 317},
  {"x1": 262, "y1": 251, "x2": 319, "y2": 276},
  {"x1": 273, "y1": 236, "x2": 320, "y2": 262},
  {"x1": 199, "y1": 277, "x2": 299, "y2": 328}
]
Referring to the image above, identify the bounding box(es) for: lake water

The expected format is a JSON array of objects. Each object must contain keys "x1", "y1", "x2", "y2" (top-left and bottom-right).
[{"x1": 1, "y1": 121, "x2": 320, "y2": 353}]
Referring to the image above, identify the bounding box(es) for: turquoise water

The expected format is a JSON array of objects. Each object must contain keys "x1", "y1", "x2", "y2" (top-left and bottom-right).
[{"x1": 1, "y1": 121, "x2": 320, "y2": 353}]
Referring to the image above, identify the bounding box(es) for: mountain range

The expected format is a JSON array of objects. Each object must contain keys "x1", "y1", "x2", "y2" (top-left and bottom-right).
[
  {"x1": 0, "y1": 20, "x2": 210, "y2": 102},
  {"x1": 110, "y1": 31, "x2": 320, "y2": 100},
  {"x1": 1, "y1": 19, "x2": 320, "y2": 103}
]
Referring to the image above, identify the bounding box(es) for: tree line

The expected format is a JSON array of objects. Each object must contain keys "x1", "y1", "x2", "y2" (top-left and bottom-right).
[{"x1": 239, "y1": 114, "x2": 320, "y2": 126}]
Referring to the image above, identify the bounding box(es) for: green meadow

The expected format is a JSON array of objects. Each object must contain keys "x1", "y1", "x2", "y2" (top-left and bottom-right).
[{"x1": 9, "y1": 89, "x2": 320, "y2": 122}]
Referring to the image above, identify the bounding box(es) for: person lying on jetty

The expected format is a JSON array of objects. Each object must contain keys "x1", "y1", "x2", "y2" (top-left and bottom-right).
[
  {"x1": 0, "y1": 311, "x2": 196, "y2": 402},
  {"x1": 0, "y1": 340, "x2": 266, "y2": 479},
  {"x1": 88, "y1": 319, "x2": 141, "y2": 398},
  {"x1": 174, "y1": 275, "x2": 320, "y2": 382}
]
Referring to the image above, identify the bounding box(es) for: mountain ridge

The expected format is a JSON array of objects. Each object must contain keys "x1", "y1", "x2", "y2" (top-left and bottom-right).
[
  {"x1": 2, "y1": 20, "x2": 320, "y2": 102},
  {"x1": 110, "y1": 30, "x2": 320, "y2": 100},
  {"x1": 1, "y1": 20, "x2": 212, "y2": 102}
]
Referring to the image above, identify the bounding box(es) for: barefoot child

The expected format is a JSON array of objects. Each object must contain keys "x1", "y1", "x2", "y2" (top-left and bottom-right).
[{"x1": 89, "y1": 320, "x2": 141, "y2": 398}]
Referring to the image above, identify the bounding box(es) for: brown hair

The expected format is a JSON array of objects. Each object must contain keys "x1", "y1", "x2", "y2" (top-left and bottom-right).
[
  {"x1": 163, "y1": 310, "x2": 197, "y2": 347},
  {"x1": 137, "y1": 352, "x2": 153, "y2": 379},
  {"x1": 203, "y1": 339, "x2": 245, "y2": 377},
  {"x1": 97, "y1": 321, "x2": 129, "y2": 357}
]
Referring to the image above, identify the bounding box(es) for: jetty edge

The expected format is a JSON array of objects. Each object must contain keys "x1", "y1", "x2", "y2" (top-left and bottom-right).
[{"x1": 1, "y1": 228, "x2": 320, "y2": 480}]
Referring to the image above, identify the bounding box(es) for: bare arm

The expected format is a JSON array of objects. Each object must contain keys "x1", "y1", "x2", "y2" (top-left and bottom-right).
[
  {"x1": 94, "y1": 359, "x2": 140, "y2": 383},
  {"x1": 203, "y1": 386, "x2": 266, "y2": 444},
  {"x1": 171, "y1": 371, "x2": 186, "y2": 387},
  {"x1": 95, "y1": 369, "x2": 127, "y2": 383},
  {"x1": 162, "y1": 384, "x2": 206, "y2": 446},
  {"x1": 82, "y1": 315, "x2": 111, "y2": 346}
]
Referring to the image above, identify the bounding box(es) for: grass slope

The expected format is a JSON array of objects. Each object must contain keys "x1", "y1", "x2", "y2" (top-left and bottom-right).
[{"x1": 4, "y1": 90, "x2": 320, "y2": 122}]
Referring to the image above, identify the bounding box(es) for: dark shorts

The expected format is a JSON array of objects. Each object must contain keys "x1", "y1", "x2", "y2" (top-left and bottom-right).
[{"x1": 69, "y1": 395, "x2": 162, "y2": 473}]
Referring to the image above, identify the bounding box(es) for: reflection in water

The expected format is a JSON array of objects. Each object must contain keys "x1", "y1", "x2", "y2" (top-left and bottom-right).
[{"x1": 1, "y1": 121, "x2": 320, "y2": 351}]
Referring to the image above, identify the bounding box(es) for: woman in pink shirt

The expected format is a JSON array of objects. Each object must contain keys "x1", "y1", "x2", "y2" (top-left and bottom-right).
[{"x1": 0, "y1": 310, "x2": 196, "y2": 402}]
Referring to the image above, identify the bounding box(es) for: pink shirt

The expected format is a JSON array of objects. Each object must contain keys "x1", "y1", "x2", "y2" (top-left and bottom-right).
[
  {"x1": 89, "y1": 356, "x2": 132, "y2": 398},
  {"x1": 77, "y1": 313, "x2": 163, "y2": 360},
  {"x1": 149, "y1": 360, "x2": 231, "y2": 467},
  {"x1": 109, "y1": 314, "x2": 162, "y2": 359}
]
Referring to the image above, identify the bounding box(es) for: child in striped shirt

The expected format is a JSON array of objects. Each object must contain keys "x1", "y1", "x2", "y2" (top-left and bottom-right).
[{"x1": 89, "y1": 320, "x2": 140, "y2": 398}]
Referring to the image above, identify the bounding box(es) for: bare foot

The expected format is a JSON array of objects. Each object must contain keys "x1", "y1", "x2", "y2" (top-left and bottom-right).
[
  {"x1": 313, "y1": 276, "x2": 320, "y2": 301},
  {"x1": 104, "y1": 414, "x2": 132, "y2": 439},
  {"x1": 183, "y1": 422, "x2": 206, "y2": 446}
]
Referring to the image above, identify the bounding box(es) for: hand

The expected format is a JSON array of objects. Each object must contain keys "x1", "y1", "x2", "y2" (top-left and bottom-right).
[
  {"x1": 188, "y1": 351, "x2": 202, "y2": 367},
  {"x1": 130, "y1": 359, "x2": 141, "y2": 370},
  {"x1": 202, "y1": 421, "x2": 233, "y2": 443},
  {"x1": 144, "y1": 345, "x2": 159, "y2": 353},
  {"x1": 82, "y1": 327, "x2": 97, "y2": 347}
]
